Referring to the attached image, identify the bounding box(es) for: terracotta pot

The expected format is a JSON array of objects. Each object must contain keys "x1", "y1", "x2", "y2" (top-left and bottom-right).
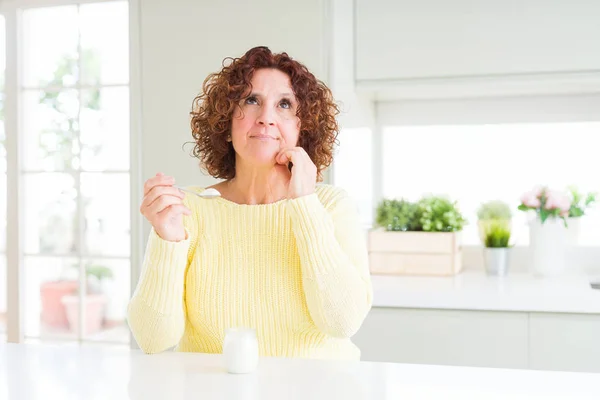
[
  {"x1": 61, "y1": 294, "x2": 107, "y2": 335},
  {"x1": 40, "y1": 280, "x2": 78, "y2": 328}
]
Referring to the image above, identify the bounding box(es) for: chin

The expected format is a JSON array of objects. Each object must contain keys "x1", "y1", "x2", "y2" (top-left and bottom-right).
[{"x1": 245, "y1": 150, "x2": 278, "y2": 167}]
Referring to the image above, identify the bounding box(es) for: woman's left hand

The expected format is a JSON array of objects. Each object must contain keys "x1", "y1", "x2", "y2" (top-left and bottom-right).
[{"x1": 276, "y1": 147, "x2": 317, "y2": 199}]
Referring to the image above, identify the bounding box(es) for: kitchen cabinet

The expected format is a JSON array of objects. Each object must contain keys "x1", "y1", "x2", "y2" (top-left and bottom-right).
[{"x1": 353, "y1": 307, "x2": 600, "y2": 373}]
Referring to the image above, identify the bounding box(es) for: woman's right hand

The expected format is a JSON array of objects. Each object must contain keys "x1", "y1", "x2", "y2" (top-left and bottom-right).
[{"x1": 140, "y1": 173, "x2": 191, "y2": 242}]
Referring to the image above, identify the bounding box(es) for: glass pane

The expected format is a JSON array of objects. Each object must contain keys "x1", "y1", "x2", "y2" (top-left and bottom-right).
[
  {"x1": 24, "y1": 256, "x2": 79, "y2": 339},
  {"x1": 333, "y1": 127, "x2": 373, "y2": 226},
  {"x1": 24, "y1": 173, "x2": 77, "y2": 254},
  {"x1": 22, "y1": 90, "x2": 80, "y2": 171},
  {"x1": 83, "y1": 258, "x2": 130, "y2": 343},
  {"x1": 22, "y1": 6, "x2": 78, "y2": 87},
  {"x1": 0, "y1": 255, "x2": 5, "y2": 334},
  {"x1": 80, "y1": 87, "x2": 129, "y2": 171},
  {"x1": 81, "y1": 173, "x2": 130, "y2": 256},
  {"x1": 382, "y1": 122, "x2": 600, "y2": 246},
  {"x1": 80, "y1": 2, "x2": 129, "y2": 85}
]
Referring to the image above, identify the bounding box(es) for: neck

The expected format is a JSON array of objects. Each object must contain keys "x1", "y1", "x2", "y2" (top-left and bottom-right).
[{"x1": 227, "y1": 162, "x2": 290, "y2": 205}]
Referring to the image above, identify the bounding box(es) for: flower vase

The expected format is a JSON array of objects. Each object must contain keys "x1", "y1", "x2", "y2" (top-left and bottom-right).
[{"x1": 529, "y1": 218, "x2": 568, "y2": 277}]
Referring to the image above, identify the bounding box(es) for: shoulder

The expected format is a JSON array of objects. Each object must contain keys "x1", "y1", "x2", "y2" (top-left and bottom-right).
[
  {"x1": 179, "y1": 186, "x2": 211, "y2": 234},
  {"x1": 180, "y1": 186, "x2": 206, "y2": 207}
]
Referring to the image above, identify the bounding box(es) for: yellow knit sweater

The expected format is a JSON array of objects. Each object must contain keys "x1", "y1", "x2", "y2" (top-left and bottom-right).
[{"x1": 127, "y1": 184, "x2": 373, "y2": 360}]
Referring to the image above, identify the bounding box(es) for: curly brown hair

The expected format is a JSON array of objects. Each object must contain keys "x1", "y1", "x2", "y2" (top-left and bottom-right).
[{"x1": 190, "y1": 46, "x2": 339, "y2": 181}]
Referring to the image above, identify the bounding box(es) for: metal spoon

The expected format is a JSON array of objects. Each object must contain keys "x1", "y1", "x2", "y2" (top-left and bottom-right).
[{"x1": 174, "y1": 186, "x2": 221, "y2": 199}]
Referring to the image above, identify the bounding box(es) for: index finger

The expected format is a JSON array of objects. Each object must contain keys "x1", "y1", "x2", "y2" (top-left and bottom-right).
[
  {"x1": 144, "y1": 173, "x2": 175, "y2": 195},
  {"x1": 276, "y1": 148, "x2": 293, "y2": 165}
]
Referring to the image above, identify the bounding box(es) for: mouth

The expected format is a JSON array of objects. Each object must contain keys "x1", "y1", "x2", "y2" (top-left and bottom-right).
[{"x1": 249, "y1": 134, "x2": 278, "y2": 141}]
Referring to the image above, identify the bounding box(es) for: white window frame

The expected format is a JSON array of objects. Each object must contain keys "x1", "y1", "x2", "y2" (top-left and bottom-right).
[{"x1": 1, "y1": 0, "x2": 142, "y2": 345}]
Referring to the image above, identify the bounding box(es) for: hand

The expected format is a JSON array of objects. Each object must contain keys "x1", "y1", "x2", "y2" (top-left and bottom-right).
[
  {"x1": 276, "y1": 147, "x2": 317, "y2": 199},
  {"x1": 140, "y1": 173, "x2": 191, "y2": 242}
]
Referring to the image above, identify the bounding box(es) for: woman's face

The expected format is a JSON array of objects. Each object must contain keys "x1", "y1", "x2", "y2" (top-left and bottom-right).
[{"x1": 230, "y1": 68, "x2": 301, "y2": 168}]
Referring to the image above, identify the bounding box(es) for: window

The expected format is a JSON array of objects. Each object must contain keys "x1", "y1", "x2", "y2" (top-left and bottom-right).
[
  {"x1": 381, "y1": 122, "x2": 600, "y2": 247},
  {"x1": 332, "y1": 127, "x2": 373, "y2": 226},
  {"x1": 17, "y1": 2, "x2": 130, "y2": 344}
]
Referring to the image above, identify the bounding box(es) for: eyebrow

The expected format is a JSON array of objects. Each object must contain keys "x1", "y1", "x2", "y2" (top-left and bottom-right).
[{"x1": 249, "y1": 92, "x2": 296, "y2": 99}]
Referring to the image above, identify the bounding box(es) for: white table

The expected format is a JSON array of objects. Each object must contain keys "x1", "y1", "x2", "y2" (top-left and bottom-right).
[{"x1": 1, "y1": 343, "x2": 599, "y2": 399}]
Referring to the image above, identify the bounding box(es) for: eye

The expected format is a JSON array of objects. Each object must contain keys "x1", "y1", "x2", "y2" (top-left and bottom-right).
[
  {"x1": 279, "y1": 99, "x2": 292, "y2": 109},
  {"x1": 244, "y1": 96, "x2": 258, "y2": 105}
]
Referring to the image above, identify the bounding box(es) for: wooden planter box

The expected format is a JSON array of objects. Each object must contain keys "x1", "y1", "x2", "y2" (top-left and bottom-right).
[{"x1": 368, "y1": 228, "x2": 463, "y2": 276}]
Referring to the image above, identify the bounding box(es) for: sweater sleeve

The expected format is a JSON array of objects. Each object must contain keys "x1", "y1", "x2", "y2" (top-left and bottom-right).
[
  {"x1": 126, "y1": 195, "x2": 199, "y2": 354},
  {"x1": 286, "y1": 187, "x2": 373, "y2": 338}
]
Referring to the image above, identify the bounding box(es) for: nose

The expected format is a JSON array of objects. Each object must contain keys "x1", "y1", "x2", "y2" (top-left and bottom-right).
[{"x1": 257, "y1": 106, "x2": 276, "y2": 126}]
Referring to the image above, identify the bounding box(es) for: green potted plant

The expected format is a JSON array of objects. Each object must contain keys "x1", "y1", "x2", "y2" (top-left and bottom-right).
[
  {"x1": 370, "y1": 195, "x2": 467, "y2": 276},
  {"x1": 476, "y1": 200, "x2": 512, "y2": 243},
  {"x1": 482, "y1": 219, "x2": 512, "y2": 276},
  {"x1": 415, "y1": 196, "x2": 467, "y2": 233},
  {"x1": 375, "y1": 199, "x2": 419, "y2": 231}
]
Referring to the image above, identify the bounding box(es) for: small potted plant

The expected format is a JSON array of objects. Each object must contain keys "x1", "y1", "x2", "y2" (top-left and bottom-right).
[
  {"x1": 476, "y1": 200, "x2": 512, "y2": 243},
  {"x1": 482, "y1": 220, "x2": 512, "y2": 276},
  {"x1": 518, "y1": 186, "x2": 571, "y2": 277},
  {"x1": 375, "y1": 199, "x2": 419, "y2": 232},
  {"x1": 415, "y1": 195, "x2": 467, "y2": 233},
  {"x1": 369, "y1": 195, "x2": 467, "y2": 276}
]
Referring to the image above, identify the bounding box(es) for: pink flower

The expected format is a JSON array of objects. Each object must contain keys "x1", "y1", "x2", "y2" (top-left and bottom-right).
[
  {"x1": 544, "y1": 189, "x2": 571, "y2": 212},
  {"x1": 520, "y1": 188, "x2": 542, "y2": 208}
]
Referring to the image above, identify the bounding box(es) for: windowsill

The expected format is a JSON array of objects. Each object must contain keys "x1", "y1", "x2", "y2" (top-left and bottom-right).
[{"x1": 370, "y1": 269, "x2": 600, "y2": 314}]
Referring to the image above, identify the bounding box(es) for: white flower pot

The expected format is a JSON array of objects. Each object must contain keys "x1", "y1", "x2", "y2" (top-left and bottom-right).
[
  {"x1": 529, "y1": 218, "x2": 568, "y2": 277},
  {"x1": 483, "y1": 248, "x2": 510, "y2": 277}
]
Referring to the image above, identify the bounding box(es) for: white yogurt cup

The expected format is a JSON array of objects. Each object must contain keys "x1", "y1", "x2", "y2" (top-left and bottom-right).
[{"x1": 223, "y1": 328, "x2": 259, "y2": 374}]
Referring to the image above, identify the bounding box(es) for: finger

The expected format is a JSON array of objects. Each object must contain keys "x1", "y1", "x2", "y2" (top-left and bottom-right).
[
  {"x1": 158, "y1": 204, "x2": 192, "y2": 219},
  {"x1": 275, "y1": 149, "x2": 290, "y2": 165},
  {"x1": 144, "y1": 195, "x2": 183, "y2": 216},
  {"x1": 144, "y1": 174, "x2": 175, "y2": 195},
  {"x1": 142, "y1": 185, "x2": 185, "y2": 209},
  {"x1": 144, "y1": 175, "x2": 173, "y2": 196},
  {"x1": 276, "y1": 148, "x2": 299, "y2": 165},
  {"x1": 278, "y1": 147, "x2": 307, "y2": 165}
]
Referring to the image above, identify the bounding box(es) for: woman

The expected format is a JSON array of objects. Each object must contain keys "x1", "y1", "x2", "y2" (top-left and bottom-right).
[{"x1": 127, "y1": 46, "x2": 372, "y2": 361}]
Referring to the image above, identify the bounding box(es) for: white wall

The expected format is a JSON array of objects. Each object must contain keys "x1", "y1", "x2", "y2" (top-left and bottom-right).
[
  {"x1": 136, "y1": 0, "x2": 328, "y2": 239},
  {"x1": 376, "y1": 94, "x2": 600, "y2": 126},
  {"x1": 355, "y1": 0, "x2": 600, "y2": 82}
]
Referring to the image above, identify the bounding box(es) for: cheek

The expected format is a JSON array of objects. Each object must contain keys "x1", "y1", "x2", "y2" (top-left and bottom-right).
[
  {"x1": 281, "y1": 120, "x2": 301, "y2": 146},
  {"x1": 231, "y1": 110, "x2": 253, "y2": 139}
]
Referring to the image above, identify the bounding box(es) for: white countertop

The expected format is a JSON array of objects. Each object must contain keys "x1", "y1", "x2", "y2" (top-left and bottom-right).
[
  {"x1": 2, "y1": 343, "x2": 599, "y2": 399},
  {"x1": 371, "y1": 270, "x2": 600, "y2": 314}
]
